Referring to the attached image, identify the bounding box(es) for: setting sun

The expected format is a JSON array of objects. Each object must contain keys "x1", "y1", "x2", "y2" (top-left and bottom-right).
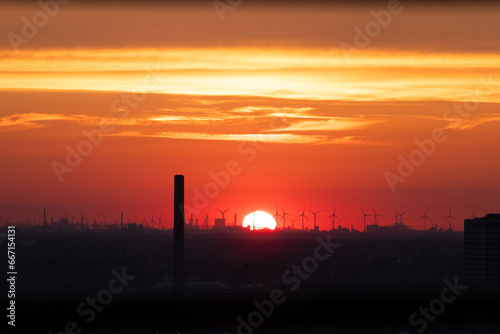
[{"x1": 242, "y1": 211, "x2": 277, "y2": 230}]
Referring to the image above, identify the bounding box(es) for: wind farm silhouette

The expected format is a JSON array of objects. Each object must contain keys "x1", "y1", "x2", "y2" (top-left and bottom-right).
[{"x1": 7, "y1": 204, "x2": 476, "y2": 234}]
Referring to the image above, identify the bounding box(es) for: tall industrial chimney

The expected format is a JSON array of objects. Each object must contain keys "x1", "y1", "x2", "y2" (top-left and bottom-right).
[{"x1": 173, "y1": 175, "x2": 184, "y2": 300}]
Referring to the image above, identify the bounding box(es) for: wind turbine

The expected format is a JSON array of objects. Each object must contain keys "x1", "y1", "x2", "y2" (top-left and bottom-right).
[
  {"x1": 372, "y1": 208, "x2": 383, "y2": 225},
  {"x1": 309, "y1": 209, "x2": 322, "y2": 230},
  {"x1": 361, "y1": 209, "x2": 372, "y2": 232},
  {"x1": 250, "y1": 205, "x2": 258, "y2": 230},
  {"x1": 281, "y1": 206, "x2": 292, "y2": 230},
  {"x1": 327, "y1": 207, "x2": 341, "y2": 230},
  {"x1": 420, "y1": 209, "x2": 432, "y2": 230},
  {"x1": 400, "y1": 209, "x2": 407, "y2": 224},
  {"x1": 394, "y1": 209, "x2": 407, "y2": 228},
  {"x1": 393, "y1": 211, "x2": 399, "y2": 225},
  {"x1": 444, "y1": 208, "x2": 456, "y2": 231},
  {"x1": 468, "y1": 208, "x2": 477, "y2": 219},
  {"x1": 274, "y1": 206, "x2": 281, "y2": 228},
  {"x1": 216, "y1": 208, "x2": 230, "y2": 222},
  {"x1": 297, "y1": 206, "x2": 309, "y2": 231}
]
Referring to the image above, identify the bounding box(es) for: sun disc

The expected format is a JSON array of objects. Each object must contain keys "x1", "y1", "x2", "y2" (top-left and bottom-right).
[{"x1": 242, "y1": 211, "x2": 277, "y2": 230}]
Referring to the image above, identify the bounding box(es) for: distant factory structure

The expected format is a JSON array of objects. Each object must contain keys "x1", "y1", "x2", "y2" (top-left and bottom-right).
[
  {"x1": 464, "y1": 213, "x2": 500, "y2": 296},
  {"x1": 214, "y1": 218, "x2": 225, "y2": 229}
]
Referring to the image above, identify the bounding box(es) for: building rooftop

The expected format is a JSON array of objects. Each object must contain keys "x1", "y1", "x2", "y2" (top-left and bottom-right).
[{"x1": 465, "y1": 213, "x2": 500, "y2": 222}]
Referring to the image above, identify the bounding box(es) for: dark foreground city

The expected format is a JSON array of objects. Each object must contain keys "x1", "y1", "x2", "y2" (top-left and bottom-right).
[{"x1": 3, "y1": 221, "x2": 499, "y2": 334}]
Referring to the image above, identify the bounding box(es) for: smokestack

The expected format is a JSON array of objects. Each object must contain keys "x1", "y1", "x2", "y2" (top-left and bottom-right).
[
  {"x1": 173, "y1": 175, "x2": 184, "y2": 300},
  {"x1": 234, "y1": 213, "x2": 237, "y2": 226}
]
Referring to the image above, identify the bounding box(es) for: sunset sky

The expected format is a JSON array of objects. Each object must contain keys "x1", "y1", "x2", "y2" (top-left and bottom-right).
[{"x1": 1, "y1": 0, "x2": 499, "y2": 230}]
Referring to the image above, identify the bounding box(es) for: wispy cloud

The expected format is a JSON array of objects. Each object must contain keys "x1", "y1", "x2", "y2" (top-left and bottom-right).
[
  {"x1": 0, "y1": 113, "x2": 81, "y2": 130},
  {"x1": 232, "y1": 106, "x2": 314, "y2": 115},
  {"x1": 107, "y1": 130, "x2": 370, "y2": 145},
  {"x1": 2, "y1": 49, "x2": 500, "y2": 72},
  {"x1": 0, "y1": 105, "x2": 384, "y2": 146},
  {"x1": 443, "y1": 114, "x2": 500, "y2": 130},
  {"x1": 270, "y1": 118, "x2": 380, "y2": 132},
  {"x1": 147, "y1": 115, "x2": 227, "y2": 124},
  {"x1": 0, "y1": 113, "x2": 147, "y2": 130}
]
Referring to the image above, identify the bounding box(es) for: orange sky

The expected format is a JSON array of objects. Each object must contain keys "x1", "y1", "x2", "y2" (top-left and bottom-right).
[{"x1": 1, "y1": 1, "x2": 499, "y2": 230}]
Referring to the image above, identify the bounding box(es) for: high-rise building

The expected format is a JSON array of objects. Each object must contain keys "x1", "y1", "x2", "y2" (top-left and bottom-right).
[{"x1": 464, "y1": 213, "x2": 500, "y2": 296}]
